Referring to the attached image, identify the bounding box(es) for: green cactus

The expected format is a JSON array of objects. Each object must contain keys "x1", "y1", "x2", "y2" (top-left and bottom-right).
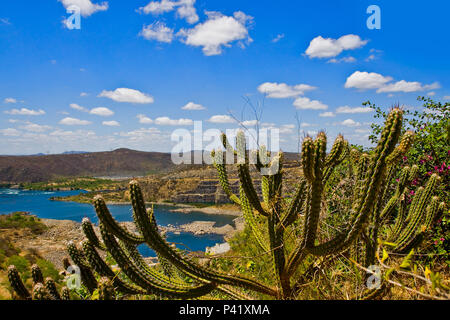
[{"x1": 6, "y1": 107, "x2": 443, "y2": 300}]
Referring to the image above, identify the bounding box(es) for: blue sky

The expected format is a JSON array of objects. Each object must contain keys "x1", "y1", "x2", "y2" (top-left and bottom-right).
[{"x1": 0, "y1": 0, "x2": 449, "y2": 155}]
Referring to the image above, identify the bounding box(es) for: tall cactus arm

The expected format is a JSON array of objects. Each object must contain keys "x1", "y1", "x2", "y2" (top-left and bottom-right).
[
  {"x1": 94, "y1": 196, "x2": 145, "y2": 245},
  {"x1": 323, "y1": 135, "x2": 348, "y2": 183},
  {"x1": 45, "y1": 277, "x2": 61, "y2": 300},
  {"x1": 128, "y1": 180, "x2": 277, "y2": 297},
  {"x1": 82, "y1": 217, "x2": 106, "y2": 250},
  {"x1": 301, "y1": 137, "x2": 315, "y2": 183},
  {"x1": 7, "y1": 265, "x2": 31, "y2": 300},
  {"x1": 118, "y1": 239, "x2": 192, "y2": 289},
  {"x1": 307, "y1": 108, "x2": 404, "y2": 256},
  {"x1": 100, "y1": 223, "x2": 218, "y2": 299},
  {"x1": 239, "y1": 186, "x2": 269, "y2": 252},
  {"x1": 31, "y1": 264, "x2": 44, "y2": 285},
  {"x1": 236, "y1": 131, "x2": 269, "y2": 216},
  {"x1": 60, "y1": 287, "x2": 70, "y2": 300},
  {"x1": 81, "y1": 240, "x2": 147, "y2": 295},
  {"x1": 67, "y1": 241, "x2": 98, "y2": 293},
  {"x1": 32, "y1": 283, "x2": 51, "y2": 300},
  {"x1": 211, "y1": 149, "x2": 241, "y2": 205},
  {"x1": 393, "y1": 175, "x2": 441, "y2": 253},
  {"x1": 304, "y1": 132, "x2": 327, "y2": 249}
]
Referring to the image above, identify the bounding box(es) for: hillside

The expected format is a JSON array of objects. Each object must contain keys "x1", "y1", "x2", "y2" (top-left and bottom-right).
[
  {"x1": 0, "y1": 148, "x2": 175, "y2": 183},
  {"x1": 0, "y1": 149, "x2": 300, "y2": 184}
]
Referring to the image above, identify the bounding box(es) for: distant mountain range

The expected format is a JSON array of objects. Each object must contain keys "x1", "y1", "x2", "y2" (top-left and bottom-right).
[
  {"x1": 0, "y1": 148, "x2": 176, "y2": 183},
  {"x1": 0, "y1": 148, "x2": 300, "y2": 184}
]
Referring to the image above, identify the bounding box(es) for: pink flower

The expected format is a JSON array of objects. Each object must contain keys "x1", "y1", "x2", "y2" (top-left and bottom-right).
[
  {"x1": 396, "y1": 178, "x2": 400, "y2": 182},
  {"x1": 440, "y1": 238, "x2": 445, "y2": 241},
  {"x1": 410, "y1": 190, "x2": 415, "y2": 195}
]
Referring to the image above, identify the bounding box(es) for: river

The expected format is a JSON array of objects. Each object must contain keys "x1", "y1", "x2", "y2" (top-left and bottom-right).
[{"x1": 0, "y1": 188, "x2": 236, "y2": 256}]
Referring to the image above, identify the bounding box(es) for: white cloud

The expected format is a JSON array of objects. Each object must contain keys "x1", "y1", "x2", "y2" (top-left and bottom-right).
[
  {"x1": 443, "y1": 96, "x2": 450, "y2": 100},
  {"x1": 327, "y1": 56, "x2": 356, "y2": 64},
  {"x1": 0, "y1": 128, "x2": 21, "y2": 136},
  {"x1": 1, "y1": 18, "x2": 11, "y2": 25},
  {"x1": 258, "y1": 82, "x2": 316, "y2": 98},
  {"x1": 70, "y1": 103, "x2": 88, "y2": 112},
  {"x1": 293, "y1": 97, "x2": 328, "y2": 110},
  {"x1": 102, "y1": 120, "x2": 120, "y2": 127},
  {"x1": 137, "y1": 114, "x2": 154, "y2": 124},
  {"x1": 427, "y1": 92, "x2": 436, "y2": 97},
  {"x1": 19, "y1": 122, "x2": 52, "y2": 133},
  {"x1": 59, "y1": 117, "x2": 92, "y2": 126},
  {"x1": 305, "y1": 34, "x2": 367, "y2": 59},
  {"x1": 377, "y1": 80, "x2": 441, "y2": 93},
  {"x1": 119, "y1": 128, "x2": 161, "y2": 139},
  {"x1": 336, "y1": 106, "x2": 374, "y2": 114},
  {"x1": 272, "y1": 34, "x2": 285, "y2": 43},
  {"x1": 59, "y1": 0, "x2": 109, "y2": 17},
  {"x1": 99, "y1": 88, "x2": 154, "y2": 104},
  {"x1": 319, "y1": 112, "x2": 335, "y2": 117},
  {"x1": 178, "y1": 11, "x2": 253, "y2": 56},
  {"x1": 140, "y1": 22, "x2": 174, "y2": 43},
  {"x1": 208, "y1": 115, "x2": 235, "y2": 123},
  {"x1": 241, "y1": 120, "x2": 258, "y2": 126},
  {"x1": 80, "y1": 92, "x2": 88, "y2": 97},
  {"x1": 4, "y1": 108, "x2": 46, "y2": 116},
  {"x1": 345, "y1": 71, "x2": 393, "y2": 90},
  {"x1": 181, "y1": 102, "x2": 206, "y2": 110},
  {"x1": 4, "y1": 98, "x2": 17, "y2": 104},
  {"x1": 340, "y1": 119, "x2": 361, "y2": 127},
  {"x1": 139, "y1": 0, "x2": 199, "y2": 24},
  {"x1": 345, "y1": 71, "x2": 441, "y2": 94},
  {"x1": 154, "y1": 117, "x2": 193, "y2": 126},
  {"x1": 90, "y1": 107, "x2": 114, "y2": 117}
]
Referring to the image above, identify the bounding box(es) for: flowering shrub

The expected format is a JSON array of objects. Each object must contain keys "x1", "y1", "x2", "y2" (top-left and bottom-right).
[{"x1": 367, "y1": 97, "x2": 449, "y2": 266}]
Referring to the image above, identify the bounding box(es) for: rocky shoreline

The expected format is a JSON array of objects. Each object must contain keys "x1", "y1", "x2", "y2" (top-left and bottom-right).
[{"x1": 8, "y1": 215, "x2": 244, "y2": 271}]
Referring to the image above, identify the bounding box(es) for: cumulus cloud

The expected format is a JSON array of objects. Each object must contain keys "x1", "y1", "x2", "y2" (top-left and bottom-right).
[
  {"x1": 19, "y1": 122, "x2": 52, "y2": 133},
  {"x1": 376, "y1": 80, "x2": 441, "y2": 93},
  {"x1": 99, "y1": 88, "x2": 154, "y2": 104},
  {"x1": 181, "y1": 102, "x2": 206, "y2": 110},
  {"x1": 178, "y1": 11, "x2": 253, "y2": 56},
  {"x1": 293, "y1": 97, "x2": 328, "y2": 110},
  {"x1": 345, "y1": 71, "x2": 441, "y2": 94},
  {"x1": 80, "y1": 92, "x2": 88, "y2": 97},
  {"x1": 0, "y1": 128, "x2": 21, "y2": 136},
  {"x1": 336, "y1": 106, "x2": 374, "y2": 114},
  {"x1": 70, "y1": 103, "x2": 88, "y2": 112},
  {"x1": 139, "y1": 0, "x2": 199, "y2": 24},
  {"x1": 340, "y1": 119, "x2": 361, "y2": 127},
  {"x1": 59, "y1": 117, "x2": 92, "y2": 126},
  {"x1": 4, "y1": 108, "x2": 46, "y2": 116},
  {"x1": 137, "y1": 114, "x2": 154, "y2": 124},
  {"x1": 89, "y1": 107, "x2": 114, "y2": 117},
  {"x1": 154, "y1": 117, "x2": 193, "y2": 126},
  {"x1": 59, "y1": 0, "x2": 108, "y2": 17},
  {"x1": 102, "y1": 120, "x2": 120, "y2": 126},
  {"x1": 345, "y1": 71, "x2": 393, "y2": 90},
  {"x1": 208, "y1": 115, "x2": 235, "y2": 123},
  {"x1": 305, "y1": 34, "x2": 367, "y2": 59},
  {"x1": 319, "y1": 112, "x2": 335, "y2": 117},
  {"x1": 257, "y1": 82, "x2": 316, "y2": 99},
  {"x1": 4, "y1": 98, "x2": 17, "y2": 104},
  {"x1": 140, "y1": 22, "x2": 174, "y2": 43}
]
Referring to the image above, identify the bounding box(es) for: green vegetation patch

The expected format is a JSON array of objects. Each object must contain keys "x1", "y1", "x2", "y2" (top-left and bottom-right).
[{"x1": 0, "y1": 212, "x2": 47, "y2": 234}]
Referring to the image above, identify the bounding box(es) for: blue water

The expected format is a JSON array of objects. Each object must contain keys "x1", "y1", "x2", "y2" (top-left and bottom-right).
[{"x1": 0, "y1": 189, "x2": 235, "y2": 257}]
